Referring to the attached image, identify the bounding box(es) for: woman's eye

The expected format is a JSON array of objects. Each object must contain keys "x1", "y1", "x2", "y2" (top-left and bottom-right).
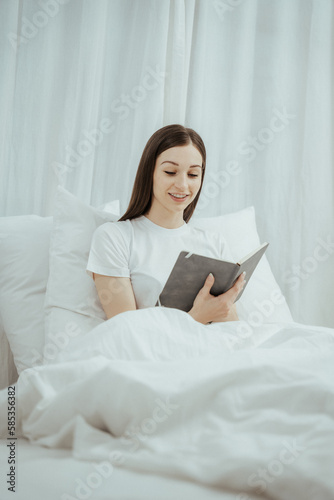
[{"x1": 164, "y1": 171, "x2": 199, "y2": 178}]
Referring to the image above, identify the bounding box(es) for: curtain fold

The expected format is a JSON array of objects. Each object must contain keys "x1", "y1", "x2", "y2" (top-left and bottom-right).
[
  {"x1": 0, "y1": 0, "x2": 333, "y2": 327},
  {"x1": 163, "y1": 0, "x2": 195, "y2": 124}
]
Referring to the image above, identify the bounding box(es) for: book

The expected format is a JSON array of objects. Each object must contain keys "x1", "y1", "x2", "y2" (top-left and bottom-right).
[{"x1": 156, "y1": 242, "x2": 269, "y2": 312}]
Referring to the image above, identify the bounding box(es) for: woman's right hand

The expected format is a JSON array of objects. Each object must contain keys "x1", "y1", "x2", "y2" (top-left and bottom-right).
[{"x1": 188, "y1": 272, "x2": 246, "y2": 324}]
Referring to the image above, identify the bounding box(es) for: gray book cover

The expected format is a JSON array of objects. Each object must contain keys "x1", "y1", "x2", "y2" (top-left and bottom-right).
[{"x1": 156, "y1": 243, "x2": 269, "y2": 312}]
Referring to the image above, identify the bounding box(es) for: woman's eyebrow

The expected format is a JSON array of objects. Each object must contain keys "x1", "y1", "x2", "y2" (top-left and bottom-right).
[{"x1": 160, "y1": 160, "x2": 202, "y2": 168}]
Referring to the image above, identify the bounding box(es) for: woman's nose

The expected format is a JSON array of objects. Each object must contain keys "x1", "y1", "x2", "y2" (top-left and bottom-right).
[{"x1": 173, "y1": 174, "x2": 188, "y2": 190}]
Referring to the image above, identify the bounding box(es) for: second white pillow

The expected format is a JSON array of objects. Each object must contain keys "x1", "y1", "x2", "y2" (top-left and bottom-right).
[{"x1": 43, "y1": 186, "x2": 120, "y2": 365}]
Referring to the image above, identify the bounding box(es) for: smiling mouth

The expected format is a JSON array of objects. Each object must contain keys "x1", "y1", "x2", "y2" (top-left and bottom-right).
[{"x1": 168, "y1": 193, "x2": 189, "y2": 202}]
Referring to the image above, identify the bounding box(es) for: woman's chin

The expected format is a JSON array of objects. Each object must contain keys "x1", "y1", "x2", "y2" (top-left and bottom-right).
[
  {"x1": 167, "y1": 197, "x2": 193, "y2": 210},
  {"x1": 170, "y1": 203, "x2": 189, "y2": 213}
]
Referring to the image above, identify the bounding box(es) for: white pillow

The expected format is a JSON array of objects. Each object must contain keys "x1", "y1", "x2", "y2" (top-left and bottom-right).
[
  {"x1": 43, "y1": 186, "x2": 120, "y2": 364},
  {"x1": 0, "y1": 315, "x2": 18, "y2": 389},
  {"x1": 190, "y1": 207, "x2": 293, "y2": 324},
  {"x1": 0, "y1": 215, "x2": 52, "y2": 374}
]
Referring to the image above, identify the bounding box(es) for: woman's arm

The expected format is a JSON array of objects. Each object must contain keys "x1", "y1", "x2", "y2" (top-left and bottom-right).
[
  {"x1": 92, "y1": 273, "x2": 137, "y2": 320},
  {"x1": 188, "y1": 272, "x2": 245, "y2": 324}
]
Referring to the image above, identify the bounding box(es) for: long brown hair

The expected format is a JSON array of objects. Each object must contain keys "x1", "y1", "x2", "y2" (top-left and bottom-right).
[{"x1": 118, "y1": 124, "x2": 206, "y2": 223}]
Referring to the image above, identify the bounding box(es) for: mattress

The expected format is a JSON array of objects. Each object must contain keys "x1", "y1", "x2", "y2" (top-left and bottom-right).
[{"x1": 0, "y1": 438, "x2": 264, "y2": 500}]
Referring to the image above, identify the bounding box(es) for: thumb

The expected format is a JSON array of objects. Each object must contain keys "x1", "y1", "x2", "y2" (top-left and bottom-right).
[{"x1": 203, "y1": 273, "x2": 214, "y2": 291}]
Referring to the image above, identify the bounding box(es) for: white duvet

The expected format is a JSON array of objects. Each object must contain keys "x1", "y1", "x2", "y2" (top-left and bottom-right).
[{"x1": 1, "y1": 307, "x2": 334, "y2": 500}]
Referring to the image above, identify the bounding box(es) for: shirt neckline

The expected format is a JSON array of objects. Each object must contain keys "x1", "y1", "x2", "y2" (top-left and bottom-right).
[{"x1": 135, "y1": 215, "x2": 188, "y2": 234}]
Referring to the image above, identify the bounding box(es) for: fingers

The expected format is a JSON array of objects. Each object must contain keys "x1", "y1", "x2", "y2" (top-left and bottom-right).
[
  {"x1": 199, "y1": 273, "x2": 215, "y2": 295},
  {"x1": 237, "y1": 271, "x2": 246, "y2": 286},
  {"x1": 234, "y1": 272, "x2": 247, "y2": 294},
  {"x1": 202, "y1": 272, "x2": 245, "y2": 301},
  {"x1": 223, "y1": 272, "x2": 246, "y2": 301},
  {"x1": 206, "y1": 272, "x2": 215, "y2": 285}
]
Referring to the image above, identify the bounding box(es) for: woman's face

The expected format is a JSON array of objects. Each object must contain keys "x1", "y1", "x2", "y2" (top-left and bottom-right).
[{"x1": 150, "y1": 143, "x2": 203, "y2": 218}]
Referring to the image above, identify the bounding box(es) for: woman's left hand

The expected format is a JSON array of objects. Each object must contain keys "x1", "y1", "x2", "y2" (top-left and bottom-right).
[{"x1": 188, "y1": 272, "x2": 245, "y2": 324}]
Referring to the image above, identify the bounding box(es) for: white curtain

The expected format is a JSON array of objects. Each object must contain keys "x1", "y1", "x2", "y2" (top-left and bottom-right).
[{"x1": 0, "y1": 0, "x2": 333, "y2": 328}]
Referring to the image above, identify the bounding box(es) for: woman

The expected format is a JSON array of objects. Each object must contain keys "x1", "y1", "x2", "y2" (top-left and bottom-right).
[{"x1": 86, "y1": 124, "x2": 245, "y2": 324}]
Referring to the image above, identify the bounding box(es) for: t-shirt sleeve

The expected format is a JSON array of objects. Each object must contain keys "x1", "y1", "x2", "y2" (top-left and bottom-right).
[{"x1": 86, "y1": 222, "x2": 130, "y2": 279}]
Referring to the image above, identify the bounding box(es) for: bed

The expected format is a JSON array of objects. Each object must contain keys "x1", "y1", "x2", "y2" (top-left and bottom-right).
[{"x1": 0, "y1": 186, "x2": 333, "y2": 500}]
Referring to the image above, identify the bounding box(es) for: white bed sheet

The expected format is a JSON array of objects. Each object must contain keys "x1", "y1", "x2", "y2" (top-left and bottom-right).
[{"x1": 0, "y1": 438, "x2": 264, "y2": 500}]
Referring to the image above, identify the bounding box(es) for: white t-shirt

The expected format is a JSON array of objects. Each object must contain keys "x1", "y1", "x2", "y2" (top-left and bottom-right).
[{"x1": 86, "y1": 215, "x2": 233, "y2": 309}]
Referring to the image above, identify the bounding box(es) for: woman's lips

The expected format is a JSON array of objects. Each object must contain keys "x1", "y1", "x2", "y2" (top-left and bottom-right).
[{"x1": 168, "y1": 193, "x2": 189, "y2": 202}]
